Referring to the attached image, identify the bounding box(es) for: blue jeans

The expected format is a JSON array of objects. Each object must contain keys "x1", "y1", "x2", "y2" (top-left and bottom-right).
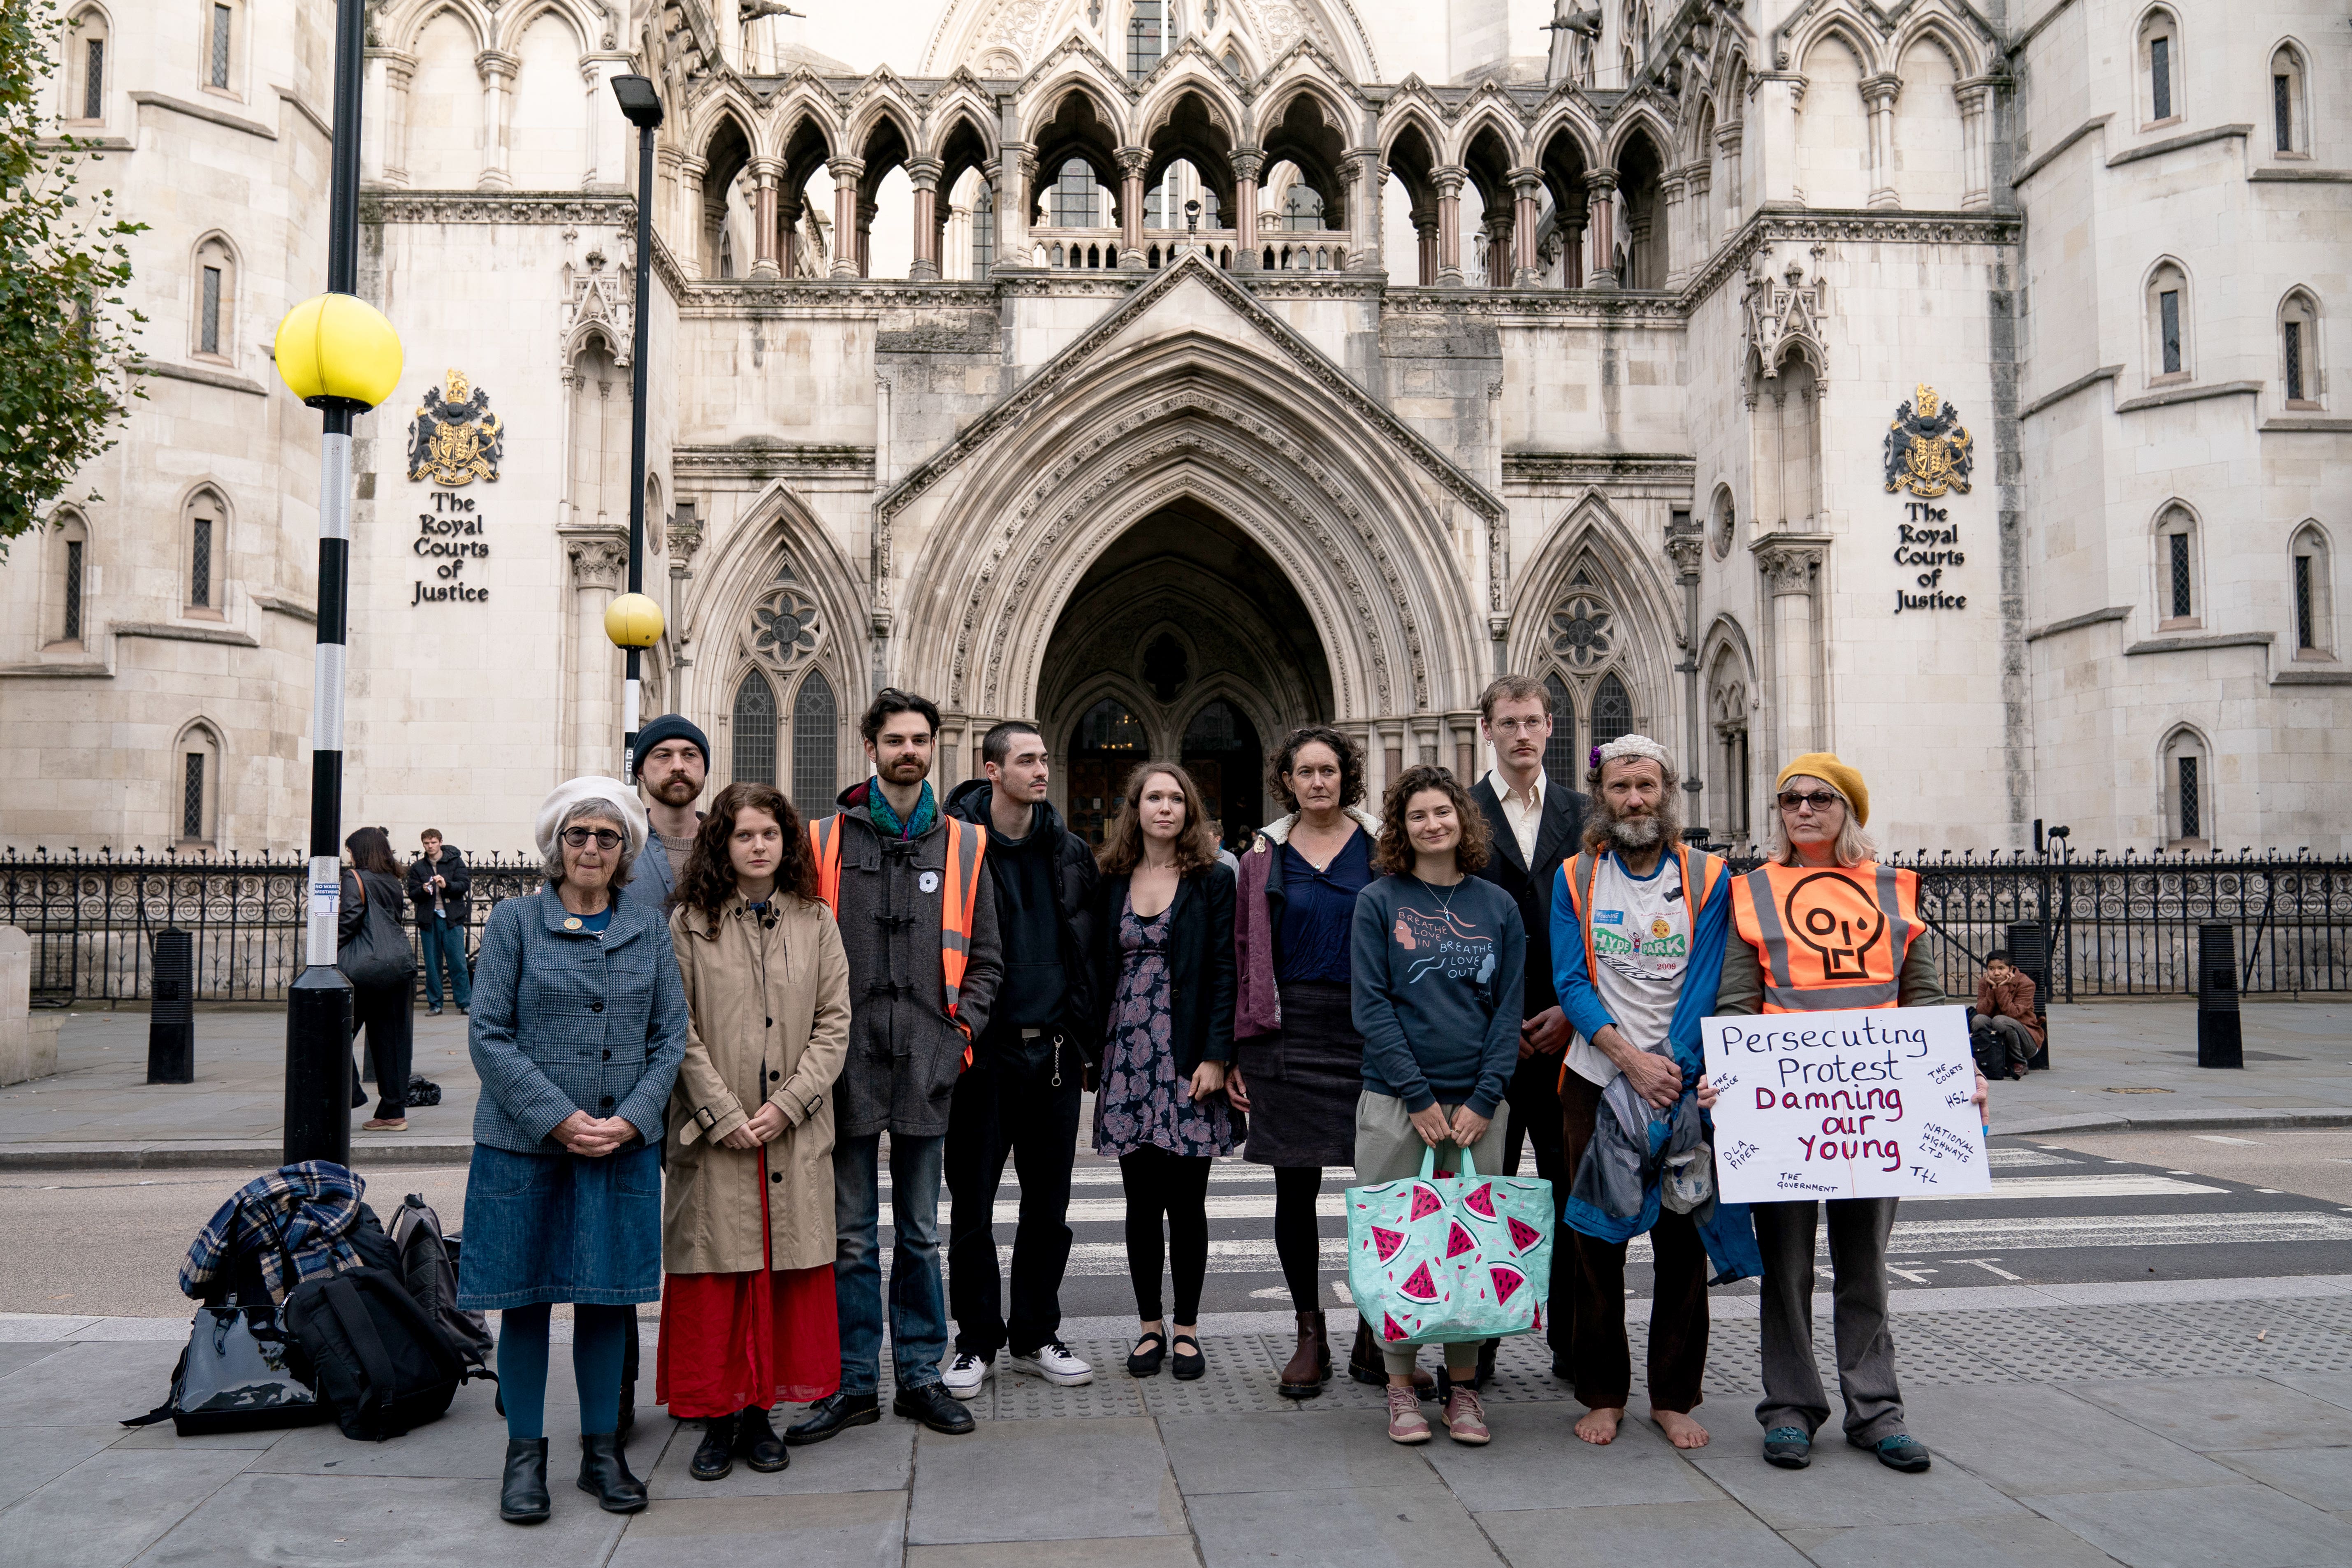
[
  {"x1": 420, "y1": 918, "x2": 470, "y2": 1009},
  {"x1": 833, "y1": 1130, "x2": 947, "y2": 1394}
]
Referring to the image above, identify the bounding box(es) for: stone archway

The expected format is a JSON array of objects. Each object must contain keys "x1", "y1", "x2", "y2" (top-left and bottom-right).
[{"x1": 1040, "y1": 499, "x2": 1333, "y2": 848}]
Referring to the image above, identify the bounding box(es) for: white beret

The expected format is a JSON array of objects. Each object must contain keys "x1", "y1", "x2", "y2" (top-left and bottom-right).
[
  {"x1": 534, "y1": 776, "x2": 648, "y2": 861},
  {"x1": 1594, "y1": 733, "x2": 1673, "y2": 770}
]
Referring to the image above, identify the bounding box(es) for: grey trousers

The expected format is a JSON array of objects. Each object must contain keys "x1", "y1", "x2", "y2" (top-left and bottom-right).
[
  {"x1": 1354, "y1": 1091, "x2": 1511, "y2": 1375},
  {"x1": 1976, "y1": 1014, "x2": 2037, "y2": 1073},
  {"x1": 1752, "y1": 1197, "x2": 1907, "y2": 1442}
]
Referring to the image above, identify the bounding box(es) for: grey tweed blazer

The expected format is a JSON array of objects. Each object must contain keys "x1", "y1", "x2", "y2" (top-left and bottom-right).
[{"x1": 467, "y1": 884, "x2": 689, "y2": 1153}]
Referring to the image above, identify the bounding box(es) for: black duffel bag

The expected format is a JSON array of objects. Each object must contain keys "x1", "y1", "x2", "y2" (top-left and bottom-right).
[{"x1": 283, "y1": 1267, "x2": 471, "y2": 1440}]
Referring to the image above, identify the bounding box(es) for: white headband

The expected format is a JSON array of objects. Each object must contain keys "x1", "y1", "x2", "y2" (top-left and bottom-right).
[{"x1": 1594, "y1": 733, "x2": 1672, "y2": 770}]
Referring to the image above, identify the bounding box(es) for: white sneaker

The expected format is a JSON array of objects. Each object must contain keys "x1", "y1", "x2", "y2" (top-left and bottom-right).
[
  {"x1": 942, "y1": 1350, "x2": 991, "y2": 1397},
  {"x1": 1008, "y1": 1339, "x2": 1094, "y2": 1387}
]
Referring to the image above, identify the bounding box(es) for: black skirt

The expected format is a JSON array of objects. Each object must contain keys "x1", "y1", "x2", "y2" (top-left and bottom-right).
[{"x1": 1236, "y1": 979, "x2": 1363, "y2": 1168}]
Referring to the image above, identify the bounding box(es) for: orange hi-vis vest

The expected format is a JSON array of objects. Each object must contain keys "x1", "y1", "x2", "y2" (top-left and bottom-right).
[
  {"x1": 809, "y1": 811, "x2": 988, "y2": 1064},
  {"x1": 1729, "y1": 860, "x2": 1919, "y2": 1013}
]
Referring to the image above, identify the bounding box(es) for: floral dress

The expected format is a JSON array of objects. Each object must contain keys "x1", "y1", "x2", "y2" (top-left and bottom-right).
[{"x1": 1092, "y1": 893, "x2": 1236, "y2": 1159}]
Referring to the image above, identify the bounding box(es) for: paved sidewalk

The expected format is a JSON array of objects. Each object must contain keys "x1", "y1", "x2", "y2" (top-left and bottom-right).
[
  {"x1": 4, "y1": 1000, "x2": 2347, "y2": 1167},
  {"x1": 6, "y1": 1276, "x2": 2350, "y2": 1568}
]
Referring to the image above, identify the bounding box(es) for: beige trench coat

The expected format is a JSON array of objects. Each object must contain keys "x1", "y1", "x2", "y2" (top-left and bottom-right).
[{"x1": 663, "y1": 890, "x2": 851, "y2": 1276}]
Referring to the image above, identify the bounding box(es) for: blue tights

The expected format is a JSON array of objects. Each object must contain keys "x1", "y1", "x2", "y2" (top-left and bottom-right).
[{"x1": 496, "y1": 1303, "x2": 632, "y2": 1441}]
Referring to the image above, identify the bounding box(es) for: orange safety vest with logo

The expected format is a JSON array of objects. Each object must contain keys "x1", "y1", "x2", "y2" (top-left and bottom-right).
[
  {"x1": 1729, "y1": 861, "x2": 1919, "y2": 1013},
  {"x1": 808, "y1": 812, "x2": 988, "y2": 1067},
  {"x1": 1554, "y1": 843, "x2": 1725, "y2": 1093}
]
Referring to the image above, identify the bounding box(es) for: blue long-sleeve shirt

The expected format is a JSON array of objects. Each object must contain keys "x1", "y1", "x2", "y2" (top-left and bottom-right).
[
  {"x1": 1549, "y1": 848, "x2": 1732, "y2": 1077},
  {"x1": 1352, "y1": 874, "x2": 1525, "y2": 1116}
]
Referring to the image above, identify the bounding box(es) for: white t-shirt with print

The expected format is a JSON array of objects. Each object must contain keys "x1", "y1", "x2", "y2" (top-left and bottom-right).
[{"x1": 1565, "y1": 852, "x2": 1693, "y2": 1088}]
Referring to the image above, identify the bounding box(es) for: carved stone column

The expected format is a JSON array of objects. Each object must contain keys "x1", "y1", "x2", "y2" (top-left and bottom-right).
[
  {"x1": 659, "y1": 146, "x2": 689, "y2": 245},
  {"x1": 748, "y1": 157, "x2": 783, "y2": 278},
  {"x1": 1482, "y1": 213, "x2": 1510, "y2": 288},
  {"x1": 1752, "y1": 73, "x2": 1802, "y2": 209},
  {"x1": 1510, "y1": 169, "x2": 1543, "y2": 285},
  {"x1": 475, "y1": 50, "x2": 519, "y2": 191},
  {"x1": 1658, "y1": 172, "x2": 1687, "y2": 287},
  {"x1": 1684, "y1": 162, "x2": 1712, "y2": 262},
  {"x1": 1416, "y1": 218, "x2": 1437, "y2": 286},
  {"x1": 778, "y1": 188, "x2": 805, "y2": 277},
  {"x1": 1231, "y1": 148, "x2": 1263, "y2": 269},
  {"x1": 565, "y1": 532, "x2": 630, "y2": 776},
  {"x1": 906, "y1": 157, "x2": 943, "y2": 280},
  {"x1": 1754, "y1": 538, "x2": 1826, "y2": 758},
  {"x1": 993, "y1": 144, "x2": 1036, "y2": 267},
  {"x1": 580, "y1": 55, "x2": 631, "y2": 190},
  {"x1": 1351, "y1": 150, "x2": 1385, "y2": 272},
  {"x1": 1435, "y1": 166, "x2": 1465, "y2": 286},
  {"x1": 828, "y1": 157, "x2": 864, "y2": 277},
  {"x1": 365, "y1": 49, "x2": 415, "y2": 186},
  {"x1": 1560, "y1": 209, "x2": 1584, "y2": 287},
  {"x1": 1955, "y1": 79, "x2": 1995, "y2": 209},
  {"x1": 1715, "y1": 123, "x2": 1743, "y2": 229},
  {"x1": 1862, "y1": 74, "x2": 1902, "y2": 209},
  {"x1": 856, "y1": 197, "x2": 877, "y2": 277},
  {"x1": 1584, "y1": 167, "x2": 1618, "y2": 288},
  {"x1": 1116, "y1": 146, "x2": 1149, "y2": 268}
]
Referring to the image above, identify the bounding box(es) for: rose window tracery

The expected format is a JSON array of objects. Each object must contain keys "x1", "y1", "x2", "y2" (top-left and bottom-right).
[{"x1": 1549, "y1": 594, "x2": 1614, "y2": 669}]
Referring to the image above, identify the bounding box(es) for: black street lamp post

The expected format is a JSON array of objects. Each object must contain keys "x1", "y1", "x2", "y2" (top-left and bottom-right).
[{"x1": 610, "y1": 75, "x2": 665, "y2": 782}]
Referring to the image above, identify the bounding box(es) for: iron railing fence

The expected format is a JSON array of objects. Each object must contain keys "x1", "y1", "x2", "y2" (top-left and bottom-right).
[{"x1": 4, "y1": 847, "x2": 2349, "y2": 1005}]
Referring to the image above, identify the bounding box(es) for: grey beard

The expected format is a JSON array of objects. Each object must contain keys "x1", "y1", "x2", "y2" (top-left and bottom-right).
[{"x1": 1604, "y1": 813, "x2": 1665, "y2": 850}]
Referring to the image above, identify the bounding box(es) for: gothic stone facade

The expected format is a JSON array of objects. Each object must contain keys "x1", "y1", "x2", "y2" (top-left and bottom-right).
[{"x1": 4, "y1": 0, "x2": 2346, "y2": 856}]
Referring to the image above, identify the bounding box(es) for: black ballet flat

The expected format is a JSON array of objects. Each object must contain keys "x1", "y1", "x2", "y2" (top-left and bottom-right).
[
  {"x1": 1171, "y1": 1334, "x2": 1206, "y2": 1381},
  {"x1": 1127, "y1": 1330, "x2": 1167, "y2": 1378}
]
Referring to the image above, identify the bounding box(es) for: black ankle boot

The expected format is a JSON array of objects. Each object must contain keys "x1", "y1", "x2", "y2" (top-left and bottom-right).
[
  {"x1": 691, "y1": 1414, "x2": 737, "y2": 1482},
  {"x1": 577, "y1": 1432, "x2": 649, "y2": 1513},
  {"x1": 499, "y1": 1438, "x2": 550, "y2": 1524},
  {"x1": 737, "y1": 1406, "x2": 790, "y2": 1473}
]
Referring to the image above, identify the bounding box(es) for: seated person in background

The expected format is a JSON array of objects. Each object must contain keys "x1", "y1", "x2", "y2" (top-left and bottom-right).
[{"x1": 1972, "y1": 951, "x2": 2042, "y2": 1079}]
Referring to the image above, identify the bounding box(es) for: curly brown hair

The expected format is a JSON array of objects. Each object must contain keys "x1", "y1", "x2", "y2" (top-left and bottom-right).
[
  {"x1": 1096, "y1": 761, "x2": 1222, "y2": 877},
  {"x1": 1268, "y1": 724, "x2": 1366, "y2": 815},
  {"x1": 1371, "y1": 765, "x2": 1491, "y2": 878},
  {"x1": 676, "y1": 782, "x2": 820, "y2": 937}
]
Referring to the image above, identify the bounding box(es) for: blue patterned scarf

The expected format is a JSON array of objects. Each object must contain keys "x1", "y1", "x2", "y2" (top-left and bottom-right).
[{"x1": 867, "y1": 777, "x2": 938, "y2": 840}]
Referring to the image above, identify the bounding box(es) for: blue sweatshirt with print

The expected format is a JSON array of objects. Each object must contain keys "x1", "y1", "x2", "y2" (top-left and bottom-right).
[{"x1": 1351, "y1": 874, "x2": 1526, "y2": 1117}]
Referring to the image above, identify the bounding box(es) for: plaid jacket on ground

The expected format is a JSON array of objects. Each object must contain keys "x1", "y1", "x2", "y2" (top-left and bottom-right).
[{"x1": 180, "y1": 1161, "x2": 365, "y2": 1302}]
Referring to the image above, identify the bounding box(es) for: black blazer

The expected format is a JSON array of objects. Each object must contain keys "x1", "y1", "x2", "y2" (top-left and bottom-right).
[
  {"x1": 1092, "y1": 860, "x2": 1237, "y2": 1076},
  {"x1": 1469, "y1": 775, "x2": 1587, "y2": 1016}
]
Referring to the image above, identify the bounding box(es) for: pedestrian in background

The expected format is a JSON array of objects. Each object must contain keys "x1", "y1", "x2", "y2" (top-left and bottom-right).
[
  {"x1": 339, "y1": 826, "x2": 416, "y2": 1133},
  {"x1": 1094, "y1": 762, "x2": 1236, "y2": 1383},
  {"x1": 407, "y1": 828, "x2": 472, "y2": 1016},
  {"x1": 1972, "y1": 950, "x2": 2042, "y2": 1079},
  {"x1": 1352, "y1": 765, "x2": 1524, "y2": 1447},
  {"x1": 1229, "y1": 724, "x2": 1382, "y2": 1398},
  {"x1": 660, "y1": 782, "x2": 851, "y2": 1482},
  {"x1": 460, "y1": 778, "x2": 687, "y2": 1526}
]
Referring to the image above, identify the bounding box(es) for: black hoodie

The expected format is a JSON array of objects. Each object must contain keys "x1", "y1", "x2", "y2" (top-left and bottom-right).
[{"x1": 944, "y1": 778, "x2": 1102, "y2": 1055}]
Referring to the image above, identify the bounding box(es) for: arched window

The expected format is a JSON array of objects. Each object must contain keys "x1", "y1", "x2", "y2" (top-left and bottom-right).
[
  {"x1": 972, "y1": 185, "x2": 994, "y2": 277},
  {"x1": 2156, "y1": 503, "x2": 2200, "y2": 628},
  {"x1": 50, "y1": 510, "x2": 88, "y2": 646},
  {"x1": 192, "y1": 235, "x2": 237, "y2": 363},
  {"x1": 176, "y1": 723, "x2": 221, "y2": 844},
  {"x1": 791, "y1": 668, "x2": 837, "y2": 807},
  {"x1": 1541, "y1": 673, "x2": 1579, "y2": 781},
  {"x1": 2146, "y1": 260, "x2": 2190, "y2": 382},
  {"x1": 2161, "y1": 727, "x2": 2208, "y2": 846},
  {"x1": 65, "y1": 7, "x2": 108, "y2": 123},
  {"x1": 1280, "y1": 181, "x2": 1324, "y2": 232},
  {"x1": 1126, "y1": 0, "x2": 1165, "y2": 80},
  {"x1": 1590, "y1": 673, "x2": 1635, "y2": 752},
  {"x1": 717, "y1": 226, "x2": 735, "y2": 279},
  {"x1": 2292, "y1": 524, "x2": 2334, "y2": 657},
  {"x1": 2271, "y1": 43, "x2": 2308, "y2": 156},
  {"x1": 733, "y1": 669, "x2": 778, "y2": 785},
  {"x1": 184, "y1": 488, "x2": 225, "y2": 614},
  {"x1": 203, "y1": 0, "x2": 241, "y2": 95},
  {"x1": 2137, "y1": 8, "x2": 2180, "y2": 127},
  {"x1": 2280, "y1": 290, "x2": 2322, "y2": 408},
  {"x1": 1051, "y1": 159, "x2": 1100, "y2": 227}
]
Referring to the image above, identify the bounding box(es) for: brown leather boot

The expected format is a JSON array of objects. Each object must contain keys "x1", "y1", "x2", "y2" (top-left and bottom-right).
[
  {"x1": 1348, "y1": 1315, "x2": 1437, "y2": 1397},
  {"x1": 1278, "y1": 1311, "x2": 1331, "y2": 1399}
]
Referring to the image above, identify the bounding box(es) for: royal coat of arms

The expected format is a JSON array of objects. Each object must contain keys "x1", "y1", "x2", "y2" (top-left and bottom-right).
[
  {"x1": 406, "y1": 369, "x2": 505, "y2": 486},
  {"x1": 1882, "y1": 383, "x2": 1973, "y2": 498}
]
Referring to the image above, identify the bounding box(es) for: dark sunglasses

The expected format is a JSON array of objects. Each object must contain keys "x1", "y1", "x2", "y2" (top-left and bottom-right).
[
  {"x1": 561, "y1": 827, "x2": 624, "y2": 849},
  {"x1": 1776, "y1": 791, "x2": 1841, "y2": 813}
]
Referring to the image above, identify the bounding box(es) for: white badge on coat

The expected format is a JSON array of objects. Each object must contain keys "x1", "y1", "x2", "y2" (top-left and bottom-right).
[{"x1": 918, "y1": 870, "x2": 941, "y2": 894}]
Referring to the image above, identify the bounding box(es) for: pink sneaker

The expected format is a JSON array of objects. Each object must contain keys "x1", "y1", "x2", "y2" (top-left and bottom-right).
[
  {"x1": 1385, "y1": 1385, "x2": 1431, "y2": 1444},
  {"x1": 1443, "y1": 1387, "x2": 1491, "y2": 1445}
]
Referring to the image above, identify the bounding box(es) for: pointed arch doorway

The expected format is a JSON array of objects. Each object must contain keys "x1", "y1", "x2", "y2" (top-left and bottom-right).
[{"x1": 1041, "y1": 500, "x2": 1333, "y2": 852}]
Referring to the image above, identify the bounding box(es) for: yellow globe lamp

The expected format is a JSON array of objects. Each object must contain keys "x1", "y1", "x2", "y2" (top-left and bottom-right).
[
  {"x1": 274, "y1": 292, "x2": 404, "y2": 412},
  {"x1": 605, "y1": 592, "x2": 664, "y2": 649}
]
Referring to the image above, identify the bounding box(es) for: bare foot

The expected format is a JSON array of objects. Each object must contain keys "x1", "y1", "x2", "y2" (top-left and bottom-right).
[
  {"x1": 1652, "y1": 1410, "x2": 1710, "y2": 1449},
  {"x1": 1574, "y1": 1406, "x2": 1623, "y2": 1444}
]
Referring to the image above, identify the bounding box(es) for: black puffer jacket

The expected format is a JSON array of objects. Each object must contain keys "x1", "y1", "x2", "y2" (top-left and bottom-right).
[
  {"x1": 945, "y1": 777, "x2": 1101, "y2": 1071},
  {"x1": 404, "y1": 846, "x2": 471, "y2": 925}
]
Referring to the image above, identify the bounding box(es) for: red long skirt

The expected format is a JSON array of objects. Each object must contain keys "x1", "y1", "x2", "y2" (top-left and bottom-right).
[{"x1": 657, "y1": 1147, "x2": 840, "y2": 1417}]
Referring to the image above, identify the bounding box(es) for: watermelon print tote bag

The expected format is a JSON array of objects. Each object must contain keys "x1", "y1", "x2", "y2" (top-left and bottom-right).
[{"x1": 1345, "y1": 1145, "x2": 1554, "y2": 1347}]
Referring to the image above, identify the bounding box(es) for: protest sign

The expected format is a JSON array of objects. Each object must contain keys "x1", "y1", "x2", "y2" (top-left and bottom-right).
[{"x1": 1700, "y1": 1004, "x2": 1990, "y2": 1203}]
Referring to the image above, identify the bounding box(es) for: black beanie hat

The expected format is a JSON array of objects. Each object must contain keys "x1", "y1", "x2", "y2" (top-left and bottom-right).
[{"x1": 634, "y1": 714, "x2": 710, "y2": 769}]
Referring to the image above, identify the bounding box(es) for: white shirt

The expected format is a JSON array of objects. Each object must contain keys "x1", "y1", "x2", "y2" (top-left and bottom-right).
[
  {"x1": 1485, "y1": 766, "x2": 1546, "y2": 865},
  {"x1": 1565, "y1": 851, "x2": 1693, "y2": 1088}
]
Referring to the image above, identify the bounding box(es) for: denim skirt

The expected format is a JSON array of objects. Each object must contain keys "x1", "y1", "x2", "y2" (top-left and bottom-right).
[{"x1": 455, "y1": 1140, "x2": 663, "y2": 1309}]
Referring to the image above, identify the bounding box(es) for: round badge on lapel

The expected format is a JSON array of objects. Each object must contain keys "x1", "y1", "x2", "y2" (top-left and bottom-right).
[
  {"x1": 918, "y1": 870, "x2": 940, "y2": 894},
  {"x1": 564, "y1": 917, "x2": 582, "y2": 930}
]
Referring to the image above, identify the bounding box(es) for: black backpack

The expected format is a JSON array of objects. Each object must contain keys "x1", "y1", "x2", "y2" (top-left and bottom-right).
[
  {"x1": 387, "y1": 1194, "x2": 493, "y2": 1368},
  {"x1": 283, "y1": 1268, "x2": 472, "y2": 1440}
]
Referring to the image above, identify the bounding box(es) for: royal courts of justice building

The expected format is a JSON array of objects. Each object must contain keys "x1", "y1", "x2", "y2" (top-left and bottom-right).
[{"x1": 3, "y1": 0, "x2": 2346, "y2": 856}]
